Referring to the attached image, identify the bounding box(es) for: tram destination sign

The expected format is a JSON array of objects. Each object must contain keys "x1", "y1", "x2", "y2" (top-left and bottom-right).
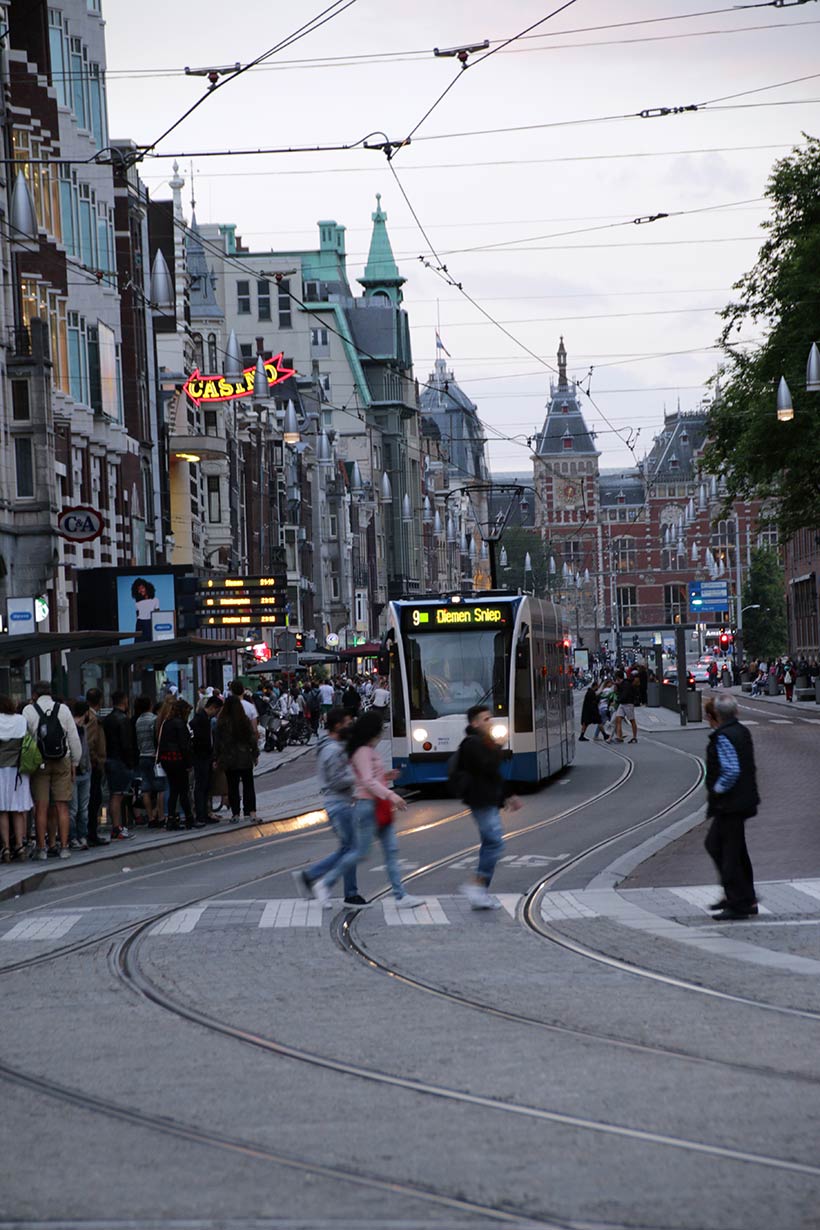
[
  {"x1": 197, "y1": 574, "x2": 288, "y2": 628},
  {"x1": 402, "y1": 603, "x2": 510, "y2": 632}
]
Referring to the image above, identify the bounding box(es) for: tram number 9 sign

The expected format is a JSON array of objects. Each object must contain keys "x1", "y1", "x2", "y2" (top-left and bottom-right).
[{"x1": 404, "y1": 605, "x2": 507, "y2": 631}]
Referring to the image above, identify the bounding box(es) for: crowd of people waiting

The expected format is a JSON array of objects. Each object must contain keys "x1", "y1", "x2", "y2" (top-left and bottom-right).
[
  {"x1": 0, "y1": 672, "x2": 390, "y2": 865},
  {"x1": 747, "y1": 656, "x2": 818, "y2": 701}
]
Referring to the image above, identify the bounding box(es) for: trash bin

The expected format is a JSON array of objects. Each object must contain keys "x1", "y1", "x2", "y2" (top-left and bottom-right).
[
  {"x1": 647, "y1": 681, "x2": 660, "y2": 708},
  {"x1": 816, "y1": 678, "x2": 820, "y2": 705},
  {"x1": 686, "y1": 691, "x2": 702, "y2": 723},
  {"x1": 768, "y1": 675, "x2": 779, "y2": 696}
]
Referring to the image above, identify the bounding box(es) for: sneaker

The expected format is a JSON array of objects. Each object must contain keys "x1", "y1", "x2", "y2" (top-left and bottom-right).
[
  {"x1": 78, "y1": 839, "x2": 88, "y2": 850},
  {"x1": 69, "y1": 838, "x2": 82, "y2": 849},
  {"x1": 47, "y1": 845, "x2": 60, "y2": 858},
  {"x1": 311, "y1": 877, "x2": 332, "y2": 907},
  {"x1": 0, "y1": 848, "x2": 10, "y2": 864},
  {"x1": 461, "y1": 883, "x2": 499, "y2": 910},
  {"x1": 292, "y1": 869, "x2": 313, "y2": 900},
  {"x1": 119, "y1": 827, "x2": 132, "y2": 839},
  {"x1": 344, "y1": 894, "x2": 370, "y2": 908},
  {"x1": 578, "y1": 735, "x2": 588, "y2": 742},
  {"x1": 396, "y1": 894, "x2": 425, "y2": 909},
  {"x1": 58, "y1": 848, "x2": 71, "y2": 860},
  {"x1": 33, "y1": 848, "x2": 48, "y2": 861}
]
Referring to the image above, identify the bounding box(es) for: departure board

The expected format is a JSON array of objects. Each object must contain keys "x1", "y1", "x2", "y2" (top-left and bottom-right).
[{"x1": 401, "y1": 604, "x2": 510, "y2": 632}]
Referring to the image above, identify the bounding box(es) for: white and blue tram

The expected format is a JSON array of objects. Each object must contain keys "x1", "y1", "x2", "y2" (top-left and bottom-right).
[{"x1": 386, "y1": 594, "x2": 574, "y2": 787}]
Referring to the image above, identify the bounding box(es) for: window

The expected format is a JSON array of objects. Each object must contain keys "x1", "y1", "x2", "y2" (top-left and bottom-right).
[
  {"x1": 237, "y1": 280, "x2": 251, "y2": 314},
  {"x1": 239, "y1": 343, "x2": 253, "y2": 363},
  {"x1": 68, "y1": 312, "x2": 88, "y2": 404},
  {"x1": 192, "y1": 333, "x2": 204, "y2": 370},
  {"x1": 317, "y1": 373, "x2": 331, "y2": 398},
  {"x1": 59, "y1": 166, "x2": 77, "y2": 256},
  {"x1": 278, "y1": 279, "x2": 292, "y2": 328},
  {"x1": 69, "y1": 37, "x2": 88, "y2": 129},
  {"x1": 330, "y1": 575, "x2": 340, "y2": 600},
  {"x1": 617, "y1": 585, "x2": 638, "y2": 627},
  {"x1": 48, "y1": 10, "x2": 68, "y2": 107},
  {"x1": 14, "y1": 438, "x2": 34, "y2": 498},
  {"x1": 11, "y1": 381, "x2": 30, "y2": 421},
  {"x1": 664, "y1": 584, "x2": 687, "y2": 624},
  {"x1": 96, "y1": 203, "x2": 110, "y2": 281},
  {"x1": 613, "y1": 536, "x2": 636, "y2": 573},
  {"x1": 207, "y1": 476, "x2": 221, "y2": 523},
  {"x1": 88, "y1": 64, "x2": 106, "y2": 148},
  {"x1": 87, "y1": 324, "x2": 101, "y2": 411},
  {"x1": 355, "y1": 590, "x2": 367, "y2": 626},
  {"x1": 562, "y1": 430, "x2": 573, "y2": 451},
  {"x1": 513, "y1": 626, "x2": 533, "y2": 733},
  {"x1": 78, "y1": 184, "x2": 94, "y2": 266},
  {"x1": 257, "y1": 279, "x2": 271, "y2": 320},
  {"x1": 304, "y1": 280, "x2": 320, "y2": 302},
  {"x1": 328, "y1": 513, "x2": 338, "y2": 539},
  {"x1": 310, "y1": 327, "x2": 329, "y2": 348},
  {"x1": 204, "y1": 410, "x2": 218, "y2": 436},
  {"x1": 207, "y1": 333, "x2": 218, "y2": 372}
]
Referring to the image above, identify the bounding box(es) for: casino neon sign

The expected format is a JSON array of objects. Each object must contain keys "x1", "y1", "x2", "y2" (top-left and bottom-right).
[{"x1": 182, "y1": 353, "x2": 296, "y2": 406}]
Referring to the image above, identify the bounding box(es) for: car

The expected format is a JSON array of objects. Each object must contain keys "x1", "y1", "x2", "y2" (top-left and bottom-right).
[{"x1": 691, "y1": 663, "x2": 712, "y2": 682}]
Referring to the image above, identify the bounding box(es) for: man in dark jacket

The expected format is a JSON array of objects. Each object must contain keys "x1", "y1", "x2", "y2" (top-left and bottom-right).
[
  {"x1": 454, "y1": 704, "x2": 521, "y2": 910},
  {"x1": 102, "y1": 691, "x2": 137, "y2": 840},
  {"x1": 191, "y1": 695, "x2": 221, "y2": 825},
  {"x1": 704, "y1": 693, "x2": 760, "y2": 920}
]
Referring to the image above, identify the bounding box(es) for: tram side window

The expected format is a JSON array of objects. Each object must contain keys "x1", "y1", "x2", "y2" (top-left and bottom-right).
[
  {"x1": 514, "y1": 626, "x2": 533, "y2": 732},
  {"x1": 388, "y1": 638, "x2": 407, "y2": 737}
]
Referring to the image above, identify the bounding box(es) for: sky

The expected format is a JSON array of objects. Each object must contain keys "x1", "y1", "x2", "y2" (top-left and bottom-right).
[{"x1": 102, "y1": 0, "x2": 820, "y2": 475}]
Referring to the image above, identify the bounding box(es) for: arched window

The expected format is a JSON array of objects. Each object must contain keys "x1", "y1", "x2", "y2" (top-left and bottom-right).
[
  {"x1": 192, "y1": 332, "x2": 204, "y2": 370},
  {"x1": 207, "y1": 333, "x2": 218, "y2": 373}
]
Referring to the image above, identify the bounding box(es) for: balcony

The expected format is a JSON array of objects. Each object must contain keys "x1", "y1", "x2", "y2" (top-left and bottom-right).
[{"x1": 169, "y1": 431, "x2": 227, "y2": 462}]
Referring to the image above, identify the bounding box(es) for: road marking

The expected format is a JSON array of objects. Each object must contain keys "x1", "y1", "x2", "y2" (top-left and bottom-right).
[
  {"x1": 540, "y1": 891, "x2": 599, "y2": 921},
  {"x1": 384, "y1": 897, "x2": 450, "y2": 926},
  {"x1": 259, "y1": 898, "x2": 323, "y2": 927},
  {"x1": 1, "y1": 914, "x2": 82, "y2": 941},
  {"x1": 496, "y1": 894, "x2": 522, "y2": 919},
  {"x1": 788, "y1": 879, "x2": 820, "y2": 905},
  {"x1": 150, "y1": 907, "x2": 206, "y2": 935},
  {"x1": 742, "y1": 720, "x2": 759, "y2": 725},
  {"x1": 770, "y1": 719, "x2": 793, "y2": 724}
]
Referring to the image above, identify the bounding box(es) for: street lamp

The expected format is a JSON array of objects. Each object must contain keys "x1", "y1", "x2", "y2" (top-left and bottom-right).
[{"x1": 776, "y1": 342, "x2": 820, "y2": 421}]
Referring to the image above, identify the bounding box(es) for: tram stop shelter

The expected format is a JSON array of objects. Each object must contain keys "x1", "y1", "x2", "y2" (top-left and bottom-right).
[
  {"x1": 66, "y1": 635, "x2": 246, "y2": 704},
  {"x1": 0, "y1": 631, "x2": 134, "y2": 703}
]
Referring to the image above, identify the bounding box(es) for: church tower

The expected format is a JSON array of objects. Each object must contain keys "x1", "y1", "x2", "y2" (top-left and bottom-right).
[
  {"x1": 358, "y1": 193, "x2": 406, "y2": 306},
  {"x1": 533, "y1": 338, "x2": 602, "y2": 646}
]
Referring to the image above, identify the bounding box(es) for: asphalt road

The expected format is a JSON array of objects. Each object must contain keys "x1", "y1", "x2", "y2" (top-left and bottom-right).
[{"x1": 2, "y1": 728, "x2": 820, "y2": 1230}]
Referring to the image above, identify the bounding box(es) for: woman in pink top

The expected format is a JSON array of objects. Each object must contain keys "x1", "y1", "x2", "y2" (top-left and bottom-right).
[{"x1": 313, "y1": 711, "x2": 423, "y2": 909}]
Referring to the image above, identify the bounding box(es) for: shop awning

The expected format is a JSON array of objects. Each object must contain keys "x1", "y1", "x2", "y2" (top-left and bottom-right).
[
  {"x1": 338, "y1": 642, "x2": 382, "y2": 659},
  {"x1": 0, "y1": 631, "x2": 132, "y2": 662}
]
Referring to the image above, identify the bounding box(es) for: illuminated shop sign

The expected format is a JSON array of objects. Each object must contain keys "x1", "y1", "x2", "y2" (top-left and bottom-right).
[
  {"x1": 402, "y1": 605, "x2": 509, "y2": 631},
  {"x1": 182, "y1": 354, "x2": 296, "y2": 406}
]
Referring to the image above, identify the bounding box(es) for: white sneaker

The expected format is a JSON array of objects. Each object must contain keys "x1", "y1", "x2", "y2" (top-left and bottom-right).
[
  {"x1": 396, "y1": 894, "x2": 425, "y2": 909},
  {"x1": 461, "y1": 883, "x2": 500, "y2": 910},
  {"x1": 312, "y1": 878, "x2": 332, "y2": 907},
  {"x1": 58, "y1": 848, "x2": 71, "y2": 860}
]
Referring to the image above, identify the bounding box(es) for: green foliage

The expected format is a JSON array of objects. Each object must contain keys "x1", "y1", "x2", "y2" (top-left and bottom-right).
[
  {"x1": 496, "y1": 527, "x2": 548, "y2": 595},
  {"x1": 703, "y1": 135, "x2": 820, "y2": 539},
  {"x1": 741, "y1": 547, "x2": 787, "y2": 661}
]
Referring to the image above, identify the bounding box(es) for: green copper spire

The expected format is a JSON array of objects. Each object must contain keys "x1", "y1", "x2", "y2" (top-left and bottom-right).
[{"x1": 359, "y1": 193, "x2": 405, "y2": 304}]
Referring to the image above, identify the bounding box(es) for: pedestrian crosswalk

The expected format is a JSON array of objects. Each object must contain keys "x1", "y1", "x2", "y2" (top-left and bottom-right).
[
  {"x1": 0, "y1": 913, "x2": 81, "y2": 941},
  {"x1": 538, "y1": 880, "x2": 820, "y2": 923}
]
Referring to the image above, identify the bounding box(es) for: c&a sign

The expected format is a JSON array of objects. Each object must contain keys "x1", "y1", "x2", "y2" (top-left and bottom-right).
[
  {"x1": 57, "y1": 506, "x2": 104, "y2": 543},
  {"x1": 182, "y1": 353, "x2": 296, "y2": 406}
]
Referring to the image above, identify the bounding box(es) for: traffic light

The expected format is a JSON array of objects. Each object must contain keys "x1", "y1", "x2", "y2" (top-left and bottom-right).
[
  {"x1": 719, "y1": 631, "x2": 730, "y2": 649},
  {"x1": 562, "y1": 638, "x2": 571, "y2": 652},
  {"x1": 294, "y1": 631, "x2": 305, "y2": 652}
]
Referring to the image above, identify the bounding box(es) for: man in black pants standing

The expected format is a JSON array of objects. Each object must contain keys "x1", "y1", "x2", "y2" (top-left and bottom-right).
[
  {"x1": 704, "y1": 693, "x2": 760, "y2": 921},
  {"x1": 85, "y1": 688, "x2": 106, "y2": 846},
  {"x1": 191, "y1": 695, "x2": 222, "y2": 824}
]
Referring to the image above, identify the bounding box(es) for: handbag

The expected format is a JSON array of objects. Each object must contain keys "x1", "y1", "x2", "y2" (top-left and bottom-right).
[
  {"x1": 153, "y1": 722, "x2": 167, "y2": 781},
  {"x1": 374, "y1": 795, "x2": 393, "y2": 828}
]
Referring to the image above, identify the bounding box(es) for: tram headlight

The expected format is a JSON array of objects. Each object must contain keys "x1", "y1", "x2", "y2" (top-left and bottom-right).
[
  {"x1": 412, "y1": 727, "x2": 429, "y2": 743},
  {"x1": 491, "y1": 723, "x2": 508, "y2": 742}
]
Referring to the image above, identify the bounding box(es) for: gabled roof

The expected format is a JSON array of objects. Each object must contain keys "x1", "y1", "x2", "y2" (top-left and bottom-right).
[
  {"x1": 186, "y1": 212, "x2": 223, "y2": 320},
  {"x1": 534, "y1": 337, "x2": 599, "y2": 457},
  {"x1": 643, "y1": 410, "x2": 707, "y2": 480}
]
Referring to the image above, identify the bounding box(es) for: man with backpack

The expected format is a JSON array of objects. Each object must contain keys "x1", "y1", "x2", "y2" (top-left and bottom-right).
[{"x1": 23, "y1": 681, "x2": 82, "y2": 860}]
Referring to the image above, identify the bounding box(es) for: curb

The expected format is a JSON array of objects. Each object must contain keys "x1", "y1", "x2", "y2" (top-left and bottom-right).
[{"x1": 0, "y1": 802, "x2": 328, "y2": 904}]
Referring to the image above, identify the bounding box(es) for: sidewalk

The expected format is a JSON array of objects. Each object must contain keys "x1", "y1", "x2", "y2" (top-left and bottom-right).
[
  {"x1": 728, "y1": 682, "x2": 819, "y2": 710},
  {"x1": 0, "y1": 739, "x2": 322, "y2": 904}
]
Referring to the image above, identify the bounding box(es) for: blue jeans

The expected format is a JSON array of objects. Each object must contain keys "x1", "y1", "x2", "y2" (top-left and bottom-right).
[
  {"x1": 69, "y1": 772, "x2": 91, "y2": 842},
  {"x1": 324, "y1": 798, "x2": 375, "y2": 891},
  {"x1": 306, "y1": 800, "x2": 358, "y2": 897},
  {"x1": 375, "y1": 818, "x2": 409, "y2": 900},
  {"x1": 471, "y1": 805, "x2": 505, "y2": 886}
]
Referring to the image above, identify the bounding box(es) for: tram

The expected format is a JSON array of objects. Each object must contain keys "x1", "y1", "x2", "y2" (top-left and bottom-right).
[{"x1": 385, "y1": 594, "x2": 574, "y2": 788}]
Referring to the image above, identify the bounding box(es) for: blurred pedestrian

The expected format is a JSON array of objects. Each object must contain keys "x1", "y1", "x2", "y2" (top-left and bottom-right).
[
  {"x1": 157, "y1": 698, "x2": 196, "y2": 830},
  {"x1": 703, "y1": 694, "x2": 759, "y2": 921},
  {"x1": 85, "y1": 688, "x2": 106, "y2": 846},
  {"x1": 68, "y1": 700, "x2": 91, "y2": 849},
  {"x1": 451, "y1": 703, "x2": 521, "y2": 909},
  {"x1": 293, "y1": 707, "x2": 366, "y2": 907},
  {"x1": 611, "y1": 671, "x2": 638, "y2": 744},
  {"x1": 24, "y1": 680, "x2": 82, "y2": 859},
  {"x1": 214, "y1": 695, "x2": 258, "y2": 823},
  {"x1": 579, "y1": 683, "x2": 608, "y2": 741},
  {"x1": 134, "y1": 695, "x2": 162, "y2": 827},
  {"x1": 192, "y1": 695, "x2": 222, "y2": 824},
  {"x1": 102, "y1": 691, "x2": 137, "y2": 840},
  {"x1": 0, "y1": 695, "x2": 33, "y2": 862}
]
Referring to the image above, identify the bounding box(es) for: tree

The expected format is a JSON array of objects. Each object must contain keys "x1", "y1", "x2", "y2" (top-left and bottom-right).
[
  {"x1": 703, "y1": 136, "x2": 820, "y2": 539},
  {"x1": 496, "y1": 527, "x2": 548, "y2": 595},
  {"x1": 741, "y1": 548, "x2": 787, "y2": 662}
]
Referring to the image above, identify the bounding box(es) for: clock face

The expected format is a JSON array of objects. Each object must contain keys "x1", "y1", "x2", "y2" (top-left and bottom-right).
[{"x1": 554, "y1": 477, "x2": 582, "y2": 510}]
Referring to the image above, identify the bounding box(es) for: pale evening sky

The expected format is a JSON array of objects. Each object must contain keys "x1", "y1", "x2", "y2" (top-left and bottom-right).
[{"x1": 102, "y1": 0, "x2": 820, "y2": 474}]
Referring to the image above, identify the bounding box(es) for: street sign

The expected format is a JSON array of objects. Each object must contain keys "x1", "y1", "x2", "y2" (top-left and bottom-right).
[{"x1": 688, "y1": 581, "x2": 730, "y2": 612}]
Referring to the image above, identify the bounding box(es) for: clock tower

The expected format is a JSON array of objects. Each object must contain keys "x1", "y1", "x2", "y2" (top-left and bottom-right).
[{"x1": 533, "y1": 338, "x2": 603, "y2": 646}]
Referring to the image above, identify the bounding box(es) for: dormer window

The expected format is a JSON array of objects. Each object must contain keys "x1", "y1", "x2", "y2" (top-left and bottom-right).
[
  {"x1": 562, "y1": 428, "x2": 573, "y2": 451},
  {"x1": 669, "y1": 455, "x2": 679, "y2": 470},
  {"x1": 561, "y1": 401, "x2": 569, "y2": 414},
  {"x1": 680, "y1": 431, "x2": 689, "y2": 444},
  {"x1": 616, "y1": 490, "x2": 625, "y2": 505}
]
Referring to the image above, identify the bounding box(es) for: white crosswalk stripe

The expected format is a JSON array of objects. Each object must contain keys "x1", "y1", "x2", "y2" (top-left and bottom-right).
[
  {"x1": 150, "y1": 908, "x2": 206, "y2": 935},
  {"x1": 669, "y1": 885, "x2": 771, "y2": 915},
  {"x1": 496, "y1": 894, "x2": 522, "y2": 919},
  {"x1": 1, "y1": 914, "x2": 81, "y2": 941},
  {"x1": 770, "y1": 719, "x2": 793, "y2": 724},
  {"x1": 384, "y1": 897, "x2": 450, "y2": 926},
  {"x1": 540, "y1": 891, "x2": 599, "y2": 922},
  {"x1": 259, "y1": 899, "x2": 324, "y2": 927},
  {"x1": 788, "y1": 879, "x2": 820, "y2": 904}
]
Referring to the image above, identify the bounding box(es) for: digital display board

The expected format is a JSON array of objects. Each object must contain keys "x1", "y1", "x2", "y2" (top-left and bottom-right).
[
  {"x1": 197, "y1": 575, "x2": 288, "y2": 628},
  {"x1": 401, "y1": 604, "x2": 510, "y2": 632}
]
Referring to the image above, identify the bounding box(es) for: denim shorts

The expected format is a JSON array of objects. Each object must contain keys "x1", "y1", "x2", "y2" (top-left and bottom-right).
[{"x1": 105, "y1": 758, "x2": 134, "y2": 795}]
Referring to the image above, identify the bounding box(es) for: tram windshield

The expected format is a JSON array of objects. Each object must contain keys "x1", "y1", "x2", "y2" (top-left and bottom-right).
[{"x1": 403, "y1": 627, "x2": 512, "y2": 719}]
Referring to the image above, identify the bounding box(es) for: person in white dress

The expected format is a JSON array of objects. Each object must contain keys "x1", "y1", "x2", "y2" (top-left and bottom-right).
[{"x1": 0, "y1": 697, "x2": 33, "y2": 861}]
